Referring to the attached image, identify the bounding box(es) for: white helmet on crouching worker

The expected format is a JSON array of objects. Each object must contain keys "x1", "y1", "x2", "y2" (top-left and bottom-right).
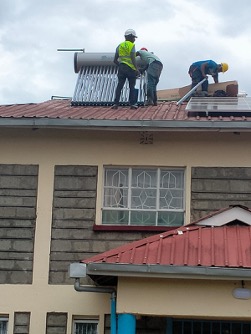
[{"x1": 124, "y1": 29, "x2": 138, "y2": 38}]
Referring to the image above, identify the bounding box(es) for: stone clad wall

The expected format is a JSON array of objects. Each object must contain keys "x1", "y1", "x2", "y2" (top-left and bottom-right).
[
  {"x1": 46, "y1": 312, "x2": 67, "y2": 334},
  {"x1": 49, "y1": 165, "x2": 98, "y2": 284},
  {"x1": 2, "y1": 164, "x2": 249, "y2": 285},
  {"x1": 0, "y1": 164, "x2": 38, "y2": 284},
  {"x1": 191, "y1": 167, "x2": 251, "y2": 221},
  {"x1": 13, "y1": 312, "x2": 31, "y2": 334},
  {"x1": 49, "y1": 165, "x2": 157, "y2": 284}
]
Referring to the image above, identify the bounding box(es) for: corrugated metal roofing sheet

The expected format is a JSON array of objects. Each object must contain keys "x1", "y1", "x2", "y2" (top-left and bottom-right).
[
  {"x1": 83, "y1": 206, "x2": 251, "y2": 269},
  {"x1": 83, "y1": 224, "x2": 251, "y2": 268},
  {"x1": 0, "y1": 99, "x2": 250, "y2": 122}
]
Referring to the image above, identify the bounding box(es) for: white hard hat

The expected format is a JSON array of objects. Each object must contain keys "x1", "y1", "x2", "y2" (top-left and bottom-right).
[{"x1": 124, "y1": 29, "x2": 137, "y2": 38}]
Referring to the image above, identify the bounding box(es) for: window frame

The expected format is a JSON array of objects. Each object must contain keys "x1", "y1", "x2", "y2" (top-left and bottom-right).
[
  {"x1": 102, "y1": 166, "x2": 185, "y2": 227},
  {"x1": 72, "y1": 319, "x2": 98, "y2": 334},
  {"x1": 0, "y1": 317, "x2": 8, "y2": 334},
  {"x1": 172, "y1": 318, "x2": 251, "y2": 334}
]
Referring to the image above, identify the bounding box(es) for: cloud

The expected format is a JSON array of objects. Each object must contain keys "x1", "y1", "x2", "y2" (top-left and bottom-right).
[{"x1": 0, "y1": 0, "x2": 250, "y2": 104}]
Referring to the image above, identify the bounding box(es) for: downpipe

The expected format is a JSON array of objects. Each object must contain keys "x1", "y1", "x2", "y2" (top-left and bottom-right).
[{"x1": 74, "y1": 278, "x2": 117, "y2": 334}]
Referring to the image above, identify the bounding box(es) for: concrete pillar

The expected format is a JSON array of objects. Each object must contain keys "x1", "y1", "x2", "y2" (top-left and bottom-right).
[{"x1": 118, "y1": 314, "x2": 136, "y2": 334}]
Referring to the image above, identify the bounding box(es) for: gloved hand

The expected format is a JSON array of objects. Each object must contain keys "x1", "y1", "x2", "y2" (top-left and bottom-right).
[{"x1": 135, "y1": 70, "x2": 140, "y2": 77}]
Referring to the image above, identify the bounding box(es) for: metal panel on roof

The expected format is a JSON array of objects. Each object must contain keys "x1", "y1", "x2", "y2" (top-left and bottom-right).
[
  {"x1": 72, "y1": 65, "x2": 147, "y2": 106},
  {"x1": 72, "y1": 52, "x2": 147, "y2": 106},
  {"x1": 186, "y1": 97, "x2": 251, "y2": 116}
]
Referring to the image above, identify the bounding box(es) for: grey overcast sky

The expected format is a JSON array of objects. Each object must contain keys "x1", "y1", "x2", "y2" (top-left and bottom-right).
[{"x1": 0, "y1": 0, "x2": 250, "y2": 105}]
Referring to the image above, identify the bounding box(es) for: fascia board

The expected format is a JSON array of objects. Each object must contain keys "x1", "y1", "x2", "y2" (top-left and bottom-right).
[
  {"x1": 0, "y1": 118, "x2": 251, "y2": 131},
  {"x1": 87, "y1": 263, "x2": 251, "y2": 281}
]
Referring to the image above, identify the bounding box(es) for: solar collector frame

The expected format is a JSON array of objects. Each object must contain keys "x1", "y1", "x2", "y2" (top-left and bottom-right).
[{"x1": 72, "y1": 52, "x2": 147, "y2": 106}]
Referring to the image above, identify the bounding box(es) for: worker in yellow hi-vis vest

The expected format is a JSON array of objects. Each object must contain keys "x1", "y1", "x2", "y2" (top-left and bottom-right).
[{"x1": 112, "y1": 29, "x2": 139, "y2": 110}]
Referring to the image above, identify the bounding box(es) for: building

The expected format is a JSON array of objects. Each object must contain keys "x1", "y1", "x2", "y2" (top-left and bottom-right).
[
  {"x1": 1, "y1": 52, "x2": 251, "y2": 333},
  {"x1": 79, "y1": 204, "x2": 251, "y2": 334}
]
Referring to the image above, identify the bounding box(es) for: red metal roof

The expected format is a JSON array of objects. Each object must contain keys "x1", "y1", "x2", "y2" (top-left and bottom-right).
[
  {"x1": 83, "y1": 225, "x2": 251, "y2": 268},
  {"x1": 0, "y1": 99, "x2": 250, "y2": 122},
  {"x1": 83, "y1": 206, "x2": 251, "y2": 269}
]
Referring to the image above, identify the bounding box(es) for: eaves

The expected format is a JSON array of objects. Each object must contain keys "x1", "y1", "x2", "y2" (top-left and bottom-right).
[
  {"x1": 1, "y1": 117, "x2": 251, "y2": 132},
  {"x1": 87, "y1": 263, "x2": 251, "y2": 281}
]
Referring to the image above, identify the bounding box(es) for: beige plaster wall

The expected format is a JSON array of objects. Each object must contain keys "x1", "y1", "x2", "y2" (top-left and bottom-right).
[
  {"x1": 117, "y1": 277, "x2": 251, "y2": 319},
  {"x1": 0, "y1": 128, "x2": 251, "y2": 332},
  {"x1": 1, "y1": 285, "x2": 110, "y2": 333}
]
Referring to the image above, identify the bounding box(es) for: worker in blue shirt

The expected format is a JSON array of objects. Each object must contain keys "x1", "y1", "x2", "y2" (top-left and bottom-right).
[{"x1": 188, "y1": 60, "x2": 229, "y2": 94}]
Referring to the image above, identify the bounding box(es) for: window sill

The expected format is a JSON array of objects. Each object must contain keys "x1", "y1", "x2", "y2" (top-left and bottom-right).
[{"x1": 93, "y1": 224, "x2": 179, "y2": 232}]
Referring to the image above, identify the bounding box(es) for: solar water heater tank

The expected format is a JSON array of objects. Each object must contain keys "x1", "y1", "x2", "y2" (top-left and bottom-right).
[
  {"x1": 74, "y1": 52, "x2": 148, "y2": 73},
  {"x1": 74, "y1": 52, "x2": 115, "y2": 73}
]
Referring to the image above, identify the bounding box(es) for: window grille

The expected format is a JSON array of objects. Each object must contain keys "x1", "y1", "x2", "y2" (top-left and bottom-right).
[
  {"x1": 73, "y1": 320, "x2": 98, "y2": 334},
  {"x1": 172, "y1": 319, "x2": 251, "y2": 334},
  {"x1": 0, "y1": 318, "x2": 8, "y2": 334},
  {"x1": 103, "y1": 167, "x2": 185, "y2": 226}
]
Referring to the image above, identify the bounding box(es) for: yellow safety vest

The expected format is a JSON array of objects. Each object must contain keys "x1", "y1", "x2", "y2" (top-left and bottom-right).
[{"x1": 118, "y1": 41, "x2": 136, "y2": 70}]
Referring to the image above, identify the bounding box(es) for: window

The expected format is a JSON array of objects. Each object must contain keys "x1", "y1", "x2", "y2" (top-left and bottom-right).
[
  {"x1": 172, "y1": 319, "x2": 251, "y2": 334},
  {"x1": 102, "y1": 167, "x2": 185, "y2": 226},
  {"x1": 73, "y1": 320, "x2": 98, "y2": 334},
  {"x1": 0, "y1": 318, "x2": 8, "y2": 334}
]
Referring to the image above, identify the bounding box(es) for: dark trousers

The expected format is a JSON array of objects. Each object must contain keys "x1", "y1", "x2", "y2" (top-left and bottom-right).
[
  {"x1": 147, "y1": 61, "x2": 163, "y2": 104},
  {"x1": 114, "y1": 63, "x2": 137, "y2": 105},
  {"x1": 189, "y1": 65, "x2": 208, "y2": 91}
]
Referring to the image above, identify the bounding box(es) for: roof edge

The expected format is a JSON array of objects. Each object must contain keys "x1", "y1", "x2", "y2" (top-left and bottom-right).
[
  {"x1": 87, "y1": 263, "x2": 251, "y2": 281},
  {"x1": 1, "y1": 118, "x2": 251, "y2": 131}
]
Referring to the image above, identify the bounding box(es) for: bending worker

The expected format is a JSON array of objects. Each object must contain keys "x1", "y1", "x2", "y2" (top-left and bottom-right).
[
  {"x1": 112, "y1": 29, "x2": 139, "y2": 110},
  {"x1": 188, "y1": 60, "x2": 228, "y2": 94},
  {"x1": 136, "y1": 48, "x2": 163, "y2": 106}
]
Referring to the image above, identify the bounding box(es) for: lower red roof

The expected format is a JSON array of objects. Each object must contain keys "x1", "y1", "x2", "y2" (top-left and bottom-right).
[{"x1": 83, "y1": 224, "x2": 251, "y2": 268}]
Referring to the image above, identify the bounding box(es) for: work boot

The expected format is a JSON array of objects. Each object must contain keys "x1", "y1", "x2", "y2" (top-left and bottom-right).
[{"x1": 145, "y1": 99, "x2": 154, "y2": 106}]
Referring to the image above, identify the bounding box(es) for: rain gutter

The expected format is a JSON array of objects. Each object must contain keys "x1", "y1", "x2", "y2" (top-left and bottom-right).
[
  {"x1": 86, "y1": 263, "x2": 251, "y2": 281},
  {"x1": 74, "y1": 278, "x2": 117, "y2": 334},
  {"x1": 1, "y1": 118, "x2": 251, "y2": 131}
]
